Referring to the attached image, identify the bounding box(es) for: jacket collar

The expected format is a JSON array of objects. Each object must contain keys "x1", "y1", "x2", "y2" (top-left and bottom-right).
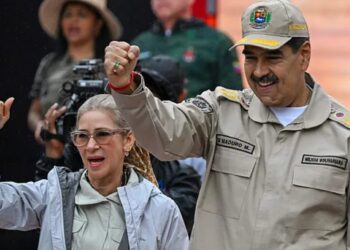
[
  {"x1": 53, "y1": 166, "x2": 151, "y2": 250},
  {"x1": 248, "y1": 74, "x2": 331, "y2": 129},
  {"x1": 54, "y1": 167, "x2": 83, "y2": 250},
  {"x1": 118, "y1": 175, "x2": 161, "y2": 216},
  {"x1": 75, "y1": 167, "x2": 143, "y2": 206},
  {"x1": 151, "y1": 18, "x2": 205, "y2": 34}
]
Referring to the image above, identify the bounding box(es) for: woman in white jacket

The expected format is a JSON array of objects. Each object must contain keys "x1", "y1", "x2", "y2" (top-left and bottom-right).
[{"x1": 0, "y1": 94, "x2": 188, "y2": 250}]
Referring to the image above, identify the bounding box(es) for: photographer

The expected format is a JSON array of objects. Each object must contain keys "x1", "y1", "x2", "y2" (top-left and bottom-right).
[
  {"x1": 28, "y1": 0, "x2": 122, "y2": 144},
  {"x1": 35, "y1": 59, "x2": 108, "y2": 180}
]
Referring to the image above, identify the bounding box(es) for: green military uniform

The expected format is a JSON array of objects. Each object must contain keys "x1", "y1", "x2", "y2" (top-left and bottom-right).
[
  {"x1": 112, "y1": 74, "x2": 350, "y2": 250},
  {"x1": 132, "y1": 18, "x2": 242, "y2": 97}
]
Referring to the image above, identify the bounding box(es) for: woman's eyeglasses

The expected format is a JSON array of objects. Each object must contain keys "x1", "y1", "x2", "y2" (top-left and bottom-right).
[{"x1": 71, "y1": 128, "x2": 127, "y2": 147}]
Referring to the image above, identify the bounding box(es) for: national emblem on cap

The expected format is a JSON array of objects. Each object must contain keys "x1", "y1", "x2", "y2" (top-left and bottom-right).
[{"x1": 250, "y1": 6, "x2": 271, "y2": 29}]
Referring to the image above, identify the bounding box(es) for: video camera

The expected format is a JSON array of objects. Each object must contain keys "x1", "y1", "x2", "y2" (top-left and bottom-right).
[{"x1": 55, "y1": 59, "x2": 108, "y2": 142}]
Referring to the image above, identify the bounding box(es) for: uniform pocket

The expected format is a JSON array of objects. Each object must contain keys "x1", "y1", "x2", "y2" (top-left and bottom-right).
[
  {"x1": 293, "y1": 165, "x2": 348, "y2": 194},
  {"x1": 286, "y1": 165, "x2": 348, "y2": 230},
  {"x1": 199, "y1": 148, "x2": 256, "y2": 219}
]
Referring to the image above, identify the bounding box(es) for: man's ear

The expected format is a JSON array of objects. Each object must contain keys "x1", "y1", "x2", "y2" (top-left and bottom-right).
[{"x1": 299, "y1": 41, "x2": 311, "y2": 71}]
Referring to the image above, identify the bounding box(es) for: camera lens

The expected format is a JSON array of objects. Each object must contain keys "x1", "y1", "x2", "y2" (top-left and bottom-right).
[{"x1": 62, "y1": 81, "x2": 73, "y2": 93}]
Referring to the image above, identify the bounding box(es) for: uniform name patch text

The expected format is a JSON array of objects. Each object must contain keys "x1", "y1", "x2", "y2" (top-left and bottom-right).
[
  {"x1": 216, "y1": 134, "x2": 255, "y2": 154},
  {"x1": 302, "y1": 154, "x2": 348, "y2": 170}
]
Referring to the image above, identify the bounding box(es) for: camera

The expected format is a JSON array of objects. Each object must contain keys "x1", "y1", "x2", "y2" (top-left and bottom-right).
[{"x1": 56, "y1": 59, "x2": 108, "y2": 142}]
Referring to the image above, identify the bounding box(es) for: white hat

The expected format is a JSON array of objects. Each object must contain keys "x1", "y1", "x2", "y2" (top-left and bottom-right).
[{"x1": 39, "y1": 0, "x2": 122, "y2": 39}]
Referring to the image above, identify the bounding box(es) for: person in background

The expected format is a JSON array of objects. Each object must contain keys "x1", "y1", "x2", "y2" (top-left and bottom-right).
[
  {"x1": 139, "y1": 55, "x2": 187, "y2": 103},
  {"x1": 139, "y1": 55, "x2": 202, "y2": 235},
  {"x1": 140, "y1": 55, "x2": 206, "y2": 181},
  {"x1": 28, "y1": 0, "x2": 122, "y2": 143},
  {"x1": 0, "y1": 94, "x2": 188, "y2": 249},
  {"x1": 132, "y1": 0, "x2": 242, "y2": 98},
  {"x1": 104, "y1": 0, "x2": 350, "y2": 248}
]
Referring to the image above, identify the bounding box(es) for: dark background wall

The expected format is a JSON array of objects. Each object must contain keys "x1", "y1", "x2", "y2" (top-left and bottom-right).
[{"x1": 0, "y1": 0, "x2": 154, "y2": 248}]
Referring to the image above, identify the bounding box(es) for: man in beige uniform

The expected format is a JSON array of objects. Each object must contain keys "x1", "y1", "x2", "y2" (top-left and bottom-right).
[{"x1": 104, "y1": 0, "x2": 350, "y2": 249}]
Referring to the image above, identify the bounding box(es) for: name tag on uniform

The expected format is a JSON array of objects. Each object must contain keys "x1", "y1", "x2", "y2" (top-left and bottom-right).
[
  {"x1": 216, "y1": 134, "x2": 255, "y2": 154},
  {"x1": 301, "y1": 154, "x2": 348, "y2": 170}
]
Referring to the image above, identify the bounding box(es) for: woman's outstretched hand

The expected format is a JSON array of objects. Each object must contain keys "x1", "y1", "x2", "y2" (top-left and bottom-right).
[{"x1": 0, "y1": 97, "x2": 14, "y2": 129}]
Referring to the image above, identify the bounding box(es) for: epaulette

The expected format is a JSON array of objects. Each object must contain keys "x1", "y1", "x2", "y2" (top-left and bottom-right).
[
  {"x1": 329, "y1": 101, "x2": 350, "y2": 129},
  {"x1": 215, "y1": 87, "x2": 253, "y2": 109}
]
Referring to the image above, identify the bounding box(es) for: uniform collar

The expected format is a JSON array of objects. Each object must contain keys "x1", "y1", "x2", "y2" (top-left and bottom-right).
[
  {"x1": 248, "y1": 75, "x2": 331, "y2": 129},
  {"x1": 151, "y1": 18, "x2": 204, "y2": 34}
]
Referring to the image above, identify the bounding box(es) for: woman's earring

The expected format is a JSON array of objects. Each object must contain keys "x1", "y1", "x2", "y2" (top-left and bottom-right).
[{"x1": 124, "y1": 146, "x2": 132, "y2": 157}]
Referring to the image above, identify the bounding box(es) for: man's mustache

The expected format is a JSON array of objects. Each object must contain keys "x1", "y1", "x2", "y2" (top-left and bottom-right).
[{"x1": 251, "y1": 74, "x2": 278, "y2": 84}]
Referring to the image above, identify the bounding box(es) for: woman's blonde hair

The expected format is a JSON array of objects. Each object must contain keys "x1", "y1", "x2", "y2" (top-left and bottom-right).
[
  {"x1": 77, "y1": 94, "x2": 129, "y2": 130},
  {"x1": 76, "y1": 94, "x2": 157, "y2": 186}
]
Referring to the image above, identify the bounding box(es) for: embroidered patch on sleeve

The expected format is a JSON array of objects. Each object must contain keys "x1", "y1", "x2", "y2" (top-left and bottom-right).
[{"x1": 185, "y1": 97, "x2": 213, "y2": 113}]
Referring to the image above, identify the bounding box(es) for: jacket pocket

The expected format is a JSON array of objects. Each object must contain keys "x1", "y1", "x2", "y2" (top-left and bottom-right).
[
  {"x1": 110, "y1": 228, "x2": 125, "y2": 243},
  {"x1": 72, "y1": 219, "x2": 85, "y2": 234},
  {"x1": 71, "y1": 219, "x2": 86, "y2": 250},
  {"x1": 286, "y1": 165, "x2": 348, "y2": 230},
  {"x1": 199, "y1": 148, "x2": 256, "y2": 219}
]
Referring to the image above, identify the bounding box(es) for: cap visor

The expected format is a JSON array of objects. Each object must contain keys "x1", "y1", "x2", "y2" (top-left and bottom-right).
[{"x1": 230, "y1": 34, "x2": 292, "y2": 50}]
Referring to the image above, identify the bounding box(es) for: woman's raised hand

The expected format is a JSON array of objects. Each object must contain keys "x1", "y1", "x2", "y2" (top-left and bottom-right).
[{"x1": 0, "y1": 97, "x2": 14, "y2": 129}]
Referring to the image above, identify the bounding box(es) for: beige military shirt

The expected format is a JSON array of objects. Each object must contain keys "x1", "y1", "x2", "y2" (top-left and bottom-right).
[{"x1": 113, "y1": 76, "x2": 350, "y2": 250}]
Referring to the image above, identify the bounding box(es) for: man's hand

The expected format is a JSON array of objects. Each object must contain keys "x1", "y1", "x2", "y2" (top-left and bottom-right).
[
  {"x1": 0, "y1": 97, "x2": 14, "y2": 129},
  {"x1": 104, "y1": 41, "x2": 140, "y2": 89}
]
